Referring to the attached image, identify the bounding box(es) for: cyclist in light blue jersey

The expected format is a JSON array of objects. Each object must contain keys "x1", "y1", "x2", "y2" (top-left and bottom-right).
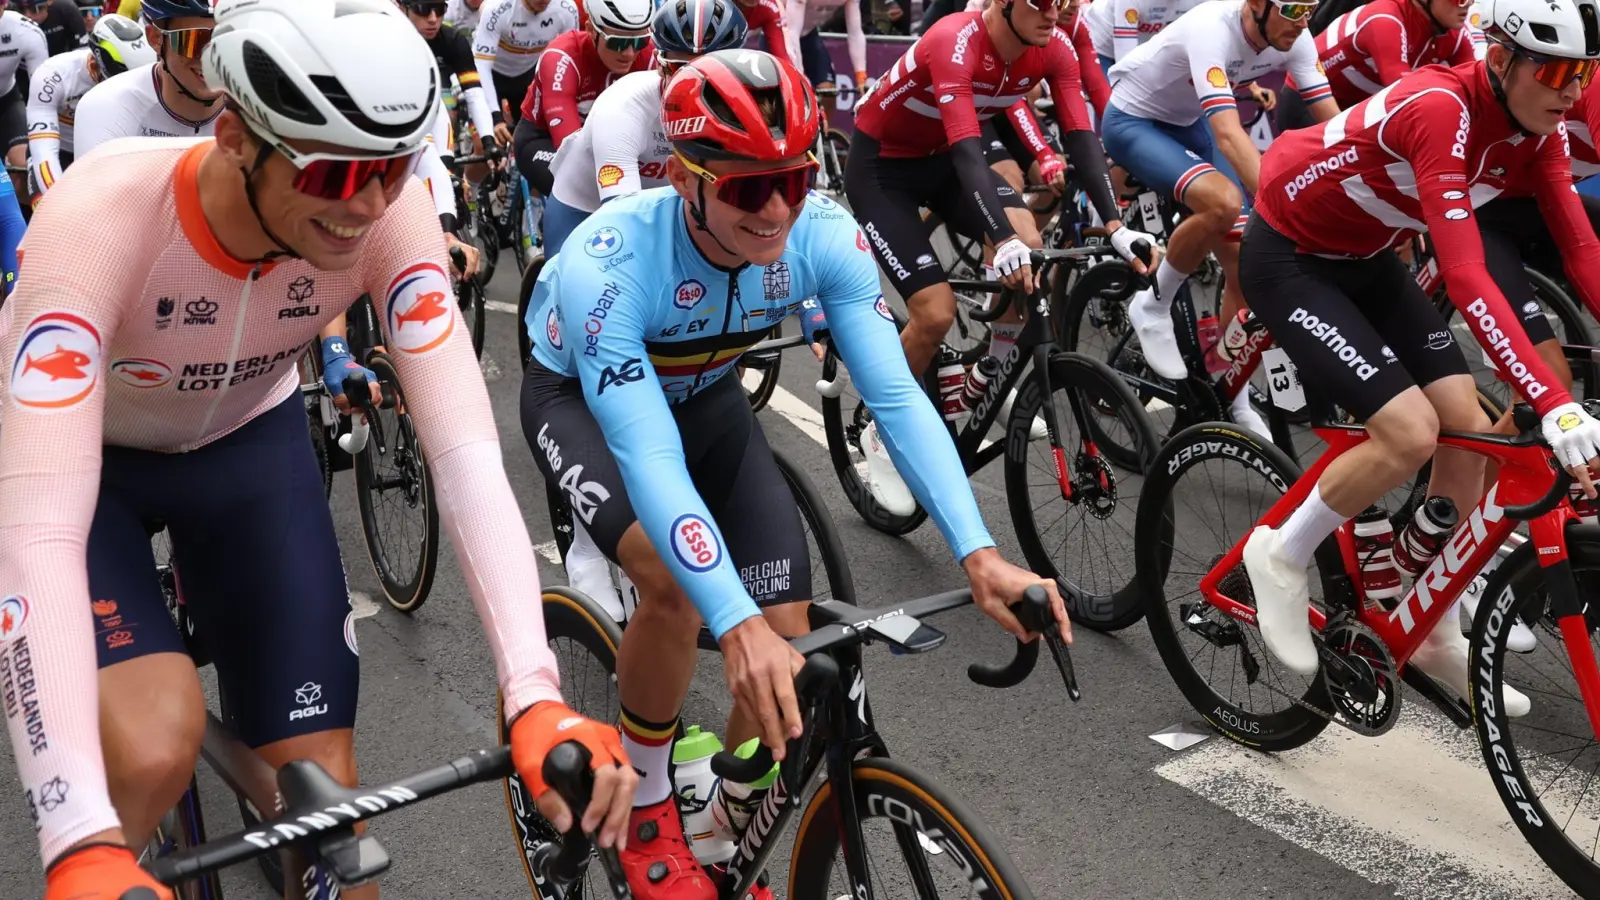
[
  {"x1": 520, "y1": 50, "x2": 1066, "y2": 900},
  {"x1": 0, "y1": 172, "x2": 23, "y2": 297}
]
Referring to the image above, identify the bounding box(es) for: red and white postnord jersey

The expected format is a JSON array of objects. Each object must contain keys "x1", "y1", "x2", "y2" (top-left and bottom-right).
[
  {"x1": 853, "y1": 11, "x2": 1091, "y2": 157},
  {"x1": 1300, "y1": 0, "x2": 1475, "y2": 108},
  {"x1": 1257, "y1": 63, "x2": 1600, "y2": 416}
]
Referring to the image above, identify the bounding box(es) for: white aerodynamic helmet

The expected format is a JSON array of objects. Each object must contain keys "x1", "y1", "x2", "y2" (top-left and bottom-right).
[
  {"x1": 89, "y1": 14, "x2": 157, "y2": 81},
  {"x1": 1483, "y1": 0, "x2": 1600, "y2": 59},
  {"x1": 202, "y1": 0, "x2": 440, "y2": 156},
  {"x1": 585, "y1": 0, "x2": 655, "y2": 33}
]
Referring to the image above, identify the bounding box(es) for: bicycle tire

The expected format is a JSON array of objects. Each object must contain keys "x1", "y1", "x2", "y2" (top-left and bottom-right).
[
  {"x1": 148, "y1": 778, "x2": 226, "y2": 900},
  {"x1": 501, "y1": 586, "x2": 623, "y2": 900},
  {"x1": 305, "y1": 399, "x2": 332, "y2": 498},
  {"x1": 822, "y1": 129, "x2": 850, "y2": 195},
  {"x1": 1006, "y1": 352, "x2": 1161, "y2": 631},
  {"x1": 788, "y1": 755, "x2": 1036, "y2": 900},
  {"x1": 818, "y1": 345, "x2": 930, "y2": 537},
  {"x1": 354, "y1": 353, "x2": 440, "y2": 614},
  {"x1": 774, "y1": 448, "x2": 857, "y2": 606},
  {"x1": 517, "y1": 254, "x2": 546, "y2": 372},
  {"x1": 1136, "y1": 422, "x2": 1334, "y2": 752},
  {"x1": 1469, "y1": 531, "x2": 1600, "y2": 898},
  {"x1": 743, "y1": 322, "x2": 783, "y2": 412}
]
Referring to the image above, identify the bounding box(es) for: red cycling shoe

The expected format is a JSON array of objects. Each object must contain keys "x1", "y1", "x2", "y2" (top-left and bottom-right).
[
  {"x1": 704, "y1": 862, "x2": 774, "y2": 900},
  {"x1": 620, "y1": 799, "x2": 715, "y2": 900}
]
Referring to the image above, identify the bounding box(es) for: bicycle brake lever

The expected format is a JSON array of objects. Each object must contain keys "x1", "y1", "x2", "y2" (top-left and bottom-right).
[
  {"x1": 1042, "y1": 632, "x2": 1081, "y2": 702},
  {"x1": 1014, "y1": 585, "x2": 1081, "y2": 701}
]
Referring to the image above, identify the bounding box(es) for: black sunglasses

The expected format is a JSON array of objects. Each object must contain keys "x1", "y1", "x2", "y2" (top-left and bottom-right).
[{"x1": 405, "y1": 1, "x2": 449, "y2": 17}]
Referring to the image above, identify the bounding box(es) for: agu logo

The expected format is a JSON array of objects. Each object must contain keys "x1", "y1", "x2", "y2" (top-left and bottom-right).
[
  {"x1": 9, "y1": 311, "x2": 101, "y2": 410},
  {"x1": 1206, "y1": 67, "x2": 1229, "y2": 89},
  {"x1": 670, "y1": 513, "x2": 721, "y2": 572},
  {"x1": 674, "y1": 279, "x2": 706, "y2": 310},
  {"x1": 0, "y1": 595, "x2": 29, "y2": 642},
  {"x1": 110, "y1": 358, "x2": 172, "y2": 389},
  {"x1": 587, "y1": 227, "x2": 623, "y2": 257},
  {"x1": 385, "y1": 262, "x2": 456, "y2": 354}
]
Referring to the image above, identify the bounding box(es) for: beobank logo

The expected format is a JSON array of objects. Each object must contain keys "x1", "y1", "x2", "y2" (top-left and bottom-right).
[{"x1": 1283, "y1": 147, "x2": 1359, "y2": 201}]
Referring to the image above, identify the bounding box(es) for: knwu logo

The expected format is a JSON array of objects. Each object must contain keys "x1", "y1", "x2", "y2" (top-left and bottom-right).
[{"x1": 290, "y1": 682, "x2": 327, "y2": 722}]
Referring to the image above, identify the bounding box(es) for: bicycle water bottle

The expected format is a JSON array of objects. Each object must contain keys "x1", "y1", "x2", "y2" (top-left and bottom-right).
[
  {"x1": 672, "y1": 726, "x2": 735, "y2": 865},
  {"x1": 1352, "y1": 505, "x2": 1401, "y2": 610},
  {"x1": 1218, "y1": 310, "x2": 1254, "y2": 361},
  {"x1": 1392, "y1": 497, "x2": 1460, "y2": 577},
  {"x1": 935, "y1": 350, "x2": 967, "y2": 422},
  {"x1": 1197, "y1": 315, "x2": 1228, "y2": 376},
  {"x1": 962, "y1": 355, "x2": 1000, "y2": 411},
  {"x1": 709, "y1": 737, "x2": 779, "y2": 847}
]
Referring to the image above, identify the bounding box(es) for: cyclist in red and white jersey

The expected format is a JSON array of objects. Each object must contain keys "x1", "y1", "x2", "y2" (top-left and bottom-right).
[
  {"x1": 845, "y1": 0, "x2": 1155, "y2": 512},
  {"x1": 473, "y1": 0, "x2": 582, "y2": 147},
  {"x1": 0, "y1": 4, "x2": 634, "y2": 899},
  {"x1": 1277, "y1": 0, "x2": 1476, "y2": 129},
  {"x1": 1238, "y1": 0, "x2": 1600, "y2": 710},
  {"x1": 737, "y1": 0, "x2": 794, "y2": 66},
  {"x1": 511, "y1": 0, "x2": 655, "y2": 195},
  {"x1": 1061, "y1": 0, "x2": 1110, "y2": 118}
]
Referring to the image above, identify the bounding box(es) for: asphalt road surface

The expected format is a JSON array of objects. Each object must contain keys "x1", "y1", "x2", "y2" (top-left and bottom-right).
[{"x1": 0, "y1": 240, "x2": 1581, "y2": 899}]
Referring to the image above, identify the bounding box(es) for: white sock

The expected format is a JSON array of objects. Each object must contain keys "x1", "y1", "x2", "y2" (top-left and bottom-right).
[
  {"x1": 1279, "y1": 485, "x2": 1347, "y2": 568},
  {"x1": 988, "y1": 322, "x2": 1023, "y2": 362},
  {"x1": 566, "y1": 518, "x2": 606, "y2": 569},
  {"x1": 1154, "y1": 259, "x2": 1190, "y2": 308}
]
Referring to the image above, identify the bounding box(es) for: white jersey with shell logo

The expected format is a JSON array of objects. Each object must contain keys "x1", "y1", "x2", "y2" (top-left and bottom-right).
[
  {"x1": 548, "y1": 69, "x2": 670, "y2": 214},
  {"x1": 26, "y1": 48, "x2": 96, "y2": 199},
  {"x1": 447, "y1": 0, "x2": 487, "y2": 33},
  {"x1": 0, "y1": 11, "x2": 48, "y2": 97},
  {"x1": 72, "y1": 63, "x2": 221, "y2": 159},
  {"x1": 471, "y1": 0, "x2": 581, "y2": 107}
]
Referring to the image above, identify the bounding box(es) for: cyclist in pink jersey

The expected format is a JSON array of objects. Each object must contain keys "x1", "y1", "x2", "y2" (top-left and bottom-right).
[{"x1": 0, "y1": 3, "x2": 634, "y2": 899}]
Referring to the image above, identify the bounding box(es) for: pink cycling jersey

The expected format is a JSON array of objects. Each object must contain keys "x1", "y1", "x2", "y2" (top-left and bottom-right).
[
  {"x1": 854, "y1": 10, "x2": 1091, "y2": 157},
  {"x1": 1256, "y1": 62, "x2": 1600, "y2": 416},
  {"x1": 0, "y1": 138, "x2": 563, "y2": 865},
  {"x1": 1289, "y1": 0, "x2": 1475, "y2": 108}
]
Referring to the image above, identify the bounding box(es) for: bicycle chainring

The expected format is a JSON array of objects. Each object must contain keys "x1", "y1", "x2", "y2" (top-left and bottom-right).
[{"x1": 1320, "y1": 613, "x2": 1402, "y2": 737}]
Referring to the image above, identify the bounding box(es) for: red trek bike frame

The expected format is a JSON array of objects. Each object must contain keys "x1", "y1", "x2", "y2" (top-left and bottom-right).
[{"x1": 1196, "y1": 423, "x2": 1600, "y2": 738}]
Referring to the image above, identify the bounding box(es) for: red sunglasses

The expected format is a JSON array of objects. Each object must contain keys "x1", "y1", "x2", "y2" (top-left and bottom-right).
[
  {"x1": 676, "y1": 152, "x2": 819, "y2": 214},
  {"x1": 250, "y1": 128, "x2": 422, "y2": 201}
]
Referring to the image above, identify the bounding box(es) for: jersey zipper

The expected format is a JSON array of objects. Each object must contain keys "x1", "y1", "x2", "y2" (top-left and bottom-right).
[{"x1": 195, "y1": 262, "x2": 265, "y2": 440}]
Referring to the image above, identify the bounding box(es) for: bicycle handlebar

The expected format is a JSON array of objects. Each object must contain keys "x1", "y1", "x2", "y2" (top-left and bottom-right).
[
  {"x1": 1504, "y1": 466, "x2": 1573, "y2": 521},
  {"x1": 967, "y1": 585, "x2": 1079, "y2": 699},
  {"x1": 964, "y1": 244, "x2": 1147, "y2": 323},
  {"x1": 538, "y1": 743, "x2": 633, "y2": 898},
  {"x1": 710, "y1": 654, "x2": 840, "y2": 784}
]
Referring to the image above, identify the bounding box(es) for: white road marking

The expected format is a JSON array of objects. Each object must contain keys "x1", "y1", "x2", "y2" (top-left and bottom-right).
[
  {"x1": 1156, "y1": 707, "x2": 1575, "y2": 899},
  {"x1": 487, "y1": 299, "x2": 519, "y2": 315},
  {"x1": 532, "y1": 540, "x2": 563, "y2": 565},
  {"x1": 766, "y1": 384, "x2": 830, "y2": 447},
  {"x1": 349, "y1": 591, "x2": 379, "y2": 619}
]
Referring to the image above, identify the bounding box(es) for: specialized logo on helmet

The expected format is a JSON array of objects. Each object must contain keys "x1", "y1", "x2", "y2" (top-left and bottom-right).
[
  {"x1": 9, "y1": 311, "x2": 101, "y2": 411},
  {"x1": 110, "y1": 358, "x2": 173, "y2": 389},
  {"x1": 586, "y1": 227, "x2": 623, "y2": 257},
  {"x1": 665, "y1": 115, "x2": 707, "y2": 138},
  {"x1": 385, "y1": 262, "x2": 456, "y2": 355},
  {"x1": 1206, "y1": 67, "x2": 1228, "y2": 89}
]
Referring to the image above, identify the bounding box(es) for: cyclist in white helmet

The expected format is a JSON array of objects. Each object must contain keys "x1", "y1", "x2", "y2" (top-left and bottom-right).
[
  {"x1": 26, "y1": 13, "x2": 156, "y2": 204},
  {"x1": 1, "y1": 2, "x2": 634, "y2": 898},
  {"x1": 72, "y1": 0, "x2": 222, "y2": 157}
]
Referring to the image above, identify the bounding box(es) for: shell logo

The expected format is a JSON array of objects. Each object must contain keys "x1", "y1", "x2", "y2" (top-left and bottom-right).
[
  {"x1": 1206, "y1": 66, "x2": 1229, "y2": 88},
  {"x1": 1124, "y1": 7, "x2": 1138, "y2": 23}
]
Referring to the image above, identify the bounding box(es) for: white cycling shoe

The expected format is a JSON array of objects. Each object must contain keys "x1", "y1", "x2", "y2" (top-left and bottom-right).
[
  {"x1": 997, "y1": 387, "x2": 1048, "y2": 441},
  {"x1": 1460, "y1": 576, "x2": 1538, "y2": 652},
  {"x1": 1127, "y1": 288, "x2": 1188, "y2": 381},
  {"x1": 1412, "y1": 617, "x2": 1532, "y2": 717},
  {"x1": 1243, "y1": 525, "x2": 1320, "y2": 675},
  {"x1": 564, "y1": 521, "x2": 624, "y2": 621},
  {"x1": 863, "y1": 420, "x2": 918, "y2": 516}
]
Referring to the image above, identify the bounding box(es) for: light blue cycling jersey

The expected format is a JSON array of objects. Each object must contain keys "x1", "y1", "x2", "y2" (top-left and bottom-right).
[{"x1": 526, "y1": 187, "x2": 995, "y2": 638}]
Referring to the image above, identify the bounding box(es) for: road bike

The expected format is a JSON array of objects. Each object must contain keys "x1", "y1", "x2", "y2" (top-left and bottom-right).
[
  {"x1": 820, "y1": 246, "x2": 1163, "y2": 631},
  {"x1": 510, "y1": 583, "x2": 1076, "y2": 899},
  {"x1": 1134, "y1": 376, "x2": 1600, "y2": 896}
]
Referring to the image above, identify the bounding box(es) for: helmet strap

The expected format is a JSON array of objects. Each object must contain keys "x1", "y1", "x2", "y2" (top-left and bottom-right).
[
  {"x1": 159, "y1": 34, "x2": 220, "y2": 109},
  {"x1": 1251, "y1": 2, "x2": 1272, "y2": 47},
  {"x1": 241, "y1": 141, "x2": 303, "y2": 262},
  {"x1": 688, "y1": 178, "x2": 741, "y2": 259},
  {"x1": 1411, "y1": 0, "x2": 1449, "y2": 35},
  {"x1": 1002, "y1": 0, "x2": 1029, "y2": 44}
]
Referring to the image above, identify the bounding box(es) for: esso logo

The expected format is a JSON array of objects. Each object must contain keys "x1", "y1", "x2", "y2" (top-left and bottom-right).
[
  {"x1": 670, "y1": 513, "x2": 721, "y2": 572},
  {"x1": 874, "y1": 295, "x2": 894, "y2": 321},
  {"x1": 546, "y1": 306, "x2": 563, "y2": 350},
  {"x1": 673, "y1": 279, "x2": 706, "y2": 311}
]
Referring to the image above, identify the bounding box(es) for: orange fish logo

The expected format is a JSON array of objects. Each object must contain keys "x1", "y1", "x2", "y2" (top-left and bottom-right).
[
  {"x1": 110, "y1": 358, "x2": 173, "y2": 389},
  {"x1": 0, "y1": 595, "x2": 28, "y2": 643},
  {"x1": 10, "y1": 311, "x2": 101, "y2": 410},
  {"x1": 22, "y1": 345, "x2": 91, "y2": 381},
  {"x1": 385, "y1": 263, "x2": 456, "y2": 355}
]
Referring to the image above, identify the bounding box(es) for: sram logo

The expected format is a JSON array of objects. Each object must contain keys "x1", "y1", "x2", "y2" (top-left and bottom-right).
[{"x1": 1389, "y1": 483, "x2": 1503, "y2": 634}]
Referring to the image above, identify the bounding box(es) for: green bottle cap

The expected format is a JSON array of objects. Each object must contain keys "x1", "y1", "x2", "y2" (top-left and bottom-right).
[
  {"x1": 672, "y1": 725, "x2": 724, "y2": 764},
  {"x1": 731, "y1": 738, "x2": 780, "y2": 789}
]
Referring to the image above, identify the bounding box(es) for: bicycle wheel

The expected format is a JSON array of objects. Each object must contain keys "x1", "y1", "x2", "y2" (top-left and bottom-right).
[
  {"x1": 929, "y1": 224, "x2": 992, "y2": 365},
  {"x1": 1136, "y1": 422, "x2": 1333, "y2": 751},
  {"x1": 517, "y1": 254, "x2": 547, "y2": 371},
  {"x1": 774, "y1": 448, "x2": 857, "y2": 606},
  {"x1": 1006, "y1": 352, "x2": 1161, "y2": 632},
  {"x1": 789, "y1": 756, "x2": 1036, "y2": 900},
  {"x1": 144, "y1": 779, "x2": 225, "y2": 900},
  {"x1": 1444, "y1": 266, "x2": 1595, "y2": 412},
  {"x1": 741, "y1": 322, "x2": 783, "y2": 412},
  {"x1": 1469, "y1": 533, "x2": 1600, "y2": 897},
  {"x1": 821, "y1": 128, "x2": 850, "y2": 196},
  {"x1": 501, "y1": 587, "x2": 622, "y2": 900},
  {"x1": 354, "y1": 353, "x2": 439, "y2": 613},
  {"x1": 458, "y1": 276, "x2": 486, "y2": 359},
  {"x1": 818, "y1": 345, "x2": 931, "y2": 537}
]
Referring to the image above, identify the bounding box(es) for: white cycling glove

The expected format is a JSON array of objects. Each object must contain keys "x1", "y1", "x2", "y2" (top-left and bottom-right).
[
  {"x1": 1541, "y1": 401, "x2": 1600, "y2": 470},
  {"x1": 1110, "y1": 225, "x2": 1158, "y2": 267},
  {"x1": 993, "y1": 237, "x2": 1031, "y2": 279}
]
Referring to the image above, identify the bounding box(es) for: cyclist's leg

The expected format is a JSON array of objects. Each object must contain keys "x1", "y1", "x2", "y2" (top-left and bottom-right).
[
  {"x1": 540, "y1": 193, "x2": 591, "y2": 256},
  {"x1": 512, "y1": 119, "x2": 557, "y2": 197},
  {"x1": 934, "y1": 169, "x2": 1040, "y2": 361},
  {"x1": 169, "y1": 395, "x2": 372, "y2": 897},
  {"x1": 89, "y1": 467, "x2": 207, "y2": 850},
  {"x1": 1198, "y1": 123, "x2": 1249, "y2": 324},
  {"x1": 1273, "y1": 84, "x2": 1315, "y2": 133}
]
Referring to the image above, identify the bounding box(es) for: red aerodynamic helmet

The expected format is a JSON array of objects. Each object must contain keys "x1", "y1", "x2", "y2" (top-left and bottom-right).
[{"x1": 661, "y1": 49, "x2": 819, "y2": 162}]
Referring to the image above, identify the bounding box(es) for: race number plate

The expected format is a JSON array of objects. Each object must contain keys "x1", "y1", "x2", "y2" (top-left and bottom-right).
[{"x1": 1261, "y1": 347, "x2": 1305, "y2": 412}]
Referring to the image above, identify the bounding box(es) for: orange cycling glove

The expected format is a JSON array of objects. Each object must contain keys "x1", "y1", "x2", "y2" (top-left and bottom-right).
[
  {"x1": 510, "y1": 700, "x2": 631, "y2": 801},
  {"x1": 45, "y1": 844, "x2": 174, "y2": 900}
]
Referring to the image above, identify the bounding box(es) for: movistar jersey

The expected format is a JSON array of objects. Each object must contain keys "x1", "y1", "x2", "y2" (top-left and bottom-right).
[{"x1": 526, "y1": 188, "x2": 995, "y2": 637}]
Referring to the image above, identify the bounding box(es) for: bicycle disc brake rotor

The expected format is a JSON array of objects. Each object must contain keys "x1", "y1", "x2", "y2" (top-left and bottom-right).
[
  {"x1": 1072, "y1": 452, "x2": 1118, "y2": 519},
  {"x1": 1322, "y1": 614, "x2": 1402, "y2": 736}
]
